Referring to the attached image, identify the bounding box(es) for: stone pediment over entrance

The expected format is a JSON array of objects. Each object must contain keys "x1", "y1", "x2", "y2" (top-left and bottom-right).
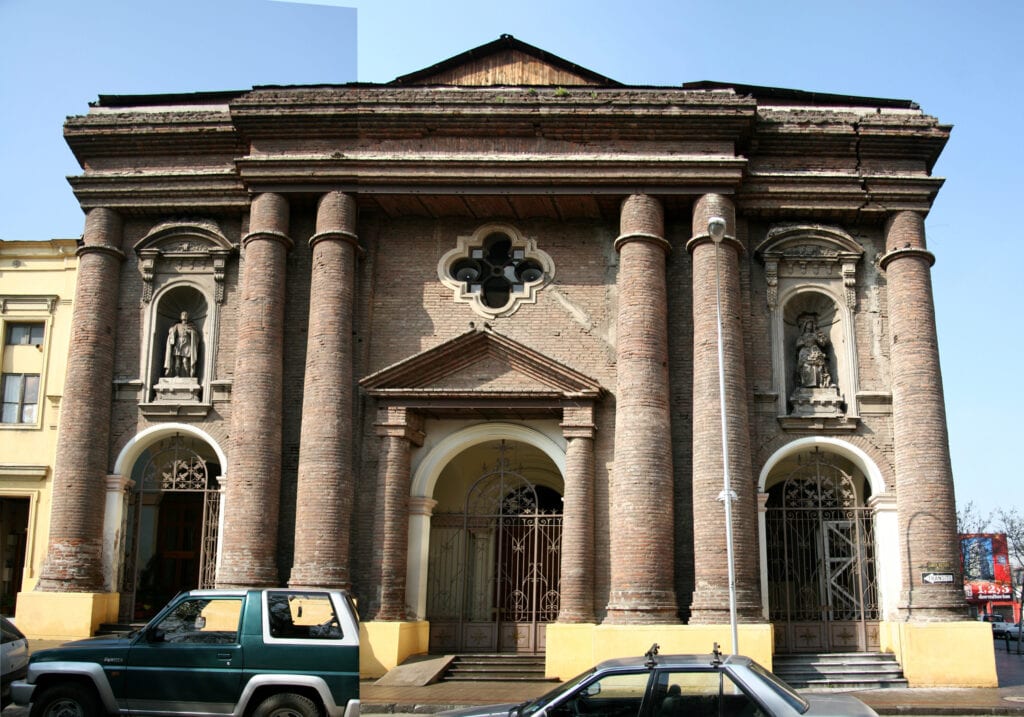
[{"x1": 360, "y1": 329, "x2": 603, "y2": 402}]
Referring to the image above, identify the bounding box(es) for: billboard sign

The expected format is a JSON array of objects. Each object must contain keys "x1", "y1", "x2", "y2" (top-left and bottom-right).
[{"x1": 961, "y1": 533, "x2": 1013, "y2": 600}]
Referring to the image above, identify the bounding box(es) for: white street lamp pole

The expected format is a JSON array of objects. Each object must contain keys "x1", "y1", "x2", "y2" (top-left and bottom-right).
[{"x1": 709, "y1": 216, "x2": 739, "y2": 655}]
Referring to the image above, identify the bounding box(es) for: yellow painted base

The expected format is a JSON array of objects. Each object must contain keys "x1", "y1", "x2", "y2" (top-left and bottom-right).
[
  {"x1": 15, "y1": 591, "x2": 120, "y2": 641},
  {"x1": 360, "y1": 620, "x2": 430, "y2": 678},
  {"x1": 545, "y1": 623, "x2": 775, "y2": 681},
  {"x1": 881, "y1": 620, "x2": 997, "y2": 687}
]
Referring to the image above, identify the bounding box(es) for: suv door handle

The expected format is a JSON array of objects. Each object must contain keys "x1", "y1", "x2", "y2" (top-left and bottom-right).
[{"x1": 217, "y1": 653, "x2": 232, "y2": 660}]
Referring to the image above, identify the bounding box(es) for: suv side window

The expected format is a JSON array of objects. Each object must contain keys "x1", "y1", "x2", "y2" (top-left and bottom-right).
[
  {"x1": 549, "y1": 671, "x2": 650, "y2": 717},
  {"x1": 153, "y1": 597, "x2": 242, "y2": 645},
  {"x1": 265, "y1": 590, "x2": 344, "y2": 640},
  {"x1": 654, "y1": 670, "x2": 765, "y2": 717}
]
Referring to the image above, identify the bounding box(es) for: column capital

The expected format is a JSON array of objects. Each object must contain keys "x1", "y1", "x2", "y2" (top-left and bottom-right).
[
  {"x1": 105, "y1": 474, "x2": 134, "y2": 494},
  {"x1": 685, "y1": 233, "x2": 745, "y2": 256},
  {"x1": 688, "y1": 193, "x2": 743, "y2": 255},
  {"x1": 408, "y1": 496, "x2": 438, "y2": 517},
  {"x1": 242, "y1": 230, "x2": 293, "y2": 251},
  {"x1": 561, "y1": 402, "x2": 596, "y2": 439},
  {"x1": 879, "y1": 246, "x2": 935, "y2": 271},
  {"x1": 615, "y1": 194, "x2": 669, "y2": 254},
  {"x1": 76, "y1": 244, "x2": 126, "y2": 262},
  {"x1": 757, "y1": 491, "x2": 770, "y2": 513},
  {"x1": 244, "y1": 192, "x2": 292, "y2": 250},
  {"x1": 375, "y1": 406, "x2": 425, "y2": 446},
  {"x1": 309, "y1": 230, "x2": 363, "y2": 254}
]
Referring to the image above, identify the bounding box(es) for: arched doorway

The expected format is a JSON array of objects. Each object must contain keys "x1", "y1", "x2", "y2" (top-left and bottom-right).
[
  {"x1": 765, "y1": 447, "x2": 879, "y2": 653},
  {"x1": 119, "y1": 434, "x2": 222, "y2": 622},
  {"x1": 426, "y1": 439, "x2": 563, "y2": 653}
]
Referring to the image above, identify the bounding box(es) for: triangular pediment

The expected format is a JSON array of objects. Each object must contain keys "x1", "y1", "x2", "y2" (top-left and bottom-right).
[
  {"x1": 360, "y1": 329, "x2": 603, "y2": 398},
  {"x1": 391, "y1": 34, "x2": 620, "y2": 87}
]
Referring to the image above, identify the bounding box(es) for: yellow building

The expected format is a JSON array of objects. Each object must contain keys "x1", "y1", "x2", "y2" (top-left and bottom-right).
[{"x1": 0, "y1": 239, "x2": 77, "y2": 617}]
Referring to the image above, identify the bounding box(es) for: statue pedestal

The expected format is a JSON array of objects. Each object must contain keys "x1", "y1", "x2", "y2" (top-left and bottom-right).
[
  {"x1": 790, "y1": 385, "x2": 843, "y2": 417},
  {"x1": 153, "y1": 376, "x2": 201, "y2": 403}
]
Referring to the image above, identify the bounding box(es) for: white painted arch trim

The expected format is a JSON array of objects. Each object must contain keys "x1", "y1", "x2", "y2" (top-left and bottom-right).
[
  {"x1": 113, "y1": 422, "x2": 228, "y2": 477},
  {"x1": 406, "y1": 421, "x2": 567, "y2": 619},
  {"x1": 757, "y1": 435, "x2": 885, "y2": 497},
  {"x1": 410, "y1": 422, "x2": 566, "y2": 499}
]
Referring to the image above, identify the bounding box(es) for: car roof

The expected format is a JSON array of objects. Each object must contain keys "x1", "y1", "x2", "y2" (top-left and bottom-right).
[
  {"x1": 183, "y1": 588, "x2": 351, "y2": 598},
  {"x1": 594, "y1": 653, "x2": 753, "y2": 671}
]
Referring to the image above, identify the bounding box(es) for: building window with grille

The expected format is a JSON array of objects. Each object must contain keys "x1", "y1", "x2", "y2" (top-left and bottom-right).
[
  {"x1": 1, "y1": 374, "x2": 39, "y2": 424},
  {"x1": 438, "y1": 224, "x2": 554, "y2": 318},
  {"x1": 5, "y1": 323, "x2": 45, "y2": 347}
]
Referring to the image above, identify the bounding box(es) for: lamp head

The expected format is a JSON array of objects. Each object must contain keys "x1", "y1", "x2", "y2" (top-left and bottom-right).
[{"x1": 708, "y1": 217, "x2": 727, "y2": 244}]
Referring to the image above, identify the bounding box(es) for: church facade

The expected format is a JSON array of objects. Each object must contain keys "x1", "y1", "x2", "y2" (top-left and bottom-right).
[{"x1": 16, "y1": 36, "x2": 994, "y2": 685}]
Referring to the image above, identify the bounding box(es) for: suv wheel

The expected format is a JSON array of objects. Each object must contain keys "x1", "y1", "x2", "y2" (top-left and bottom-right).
[
  {"x1": 253, "y1": 692, "x2": 320, "y2": 717},
  {"x1": 29, "y1": 683, "x2": 101, "y2": 717}
]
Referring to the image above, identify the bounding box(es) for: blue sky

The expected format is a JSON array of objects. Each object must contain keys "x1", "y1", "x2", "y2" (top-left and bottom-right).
[{"x1": 2, "y1": 0, "x2": 1020, "y2": 519}]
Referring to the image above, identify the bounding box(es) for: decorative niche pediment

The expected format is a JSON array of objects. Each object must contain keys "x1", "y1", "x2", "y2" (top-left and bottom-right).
[
  {"x1": 360, "y1": 328, "x2": 603, "y2": 401},
  {"x1": 134, "y1": 220, "x2": 236, "y2": 303},
  {"x1": 755, "y1": 224, "x2": 864, "y2": 310}
]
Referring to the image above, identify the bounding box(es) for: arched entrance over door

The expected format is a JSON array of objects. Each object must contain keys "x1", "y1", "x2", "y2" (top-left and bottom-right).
[
  {"x1": 765, "y1": 447, "x2": 879, "y2": 653},
  {"x1": 119, "y1": 433, "x2": 222, "y2": 622},
  {"x1": 427, "y1": 439, "x2": 563, "y2": 654}
]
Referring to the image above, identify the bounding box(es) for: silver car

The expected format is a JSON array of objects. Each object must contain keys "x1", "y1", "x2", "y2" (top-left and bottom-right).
[
  {"x1": 1, "y1": 617, "x2": 28, "y2": 708},
  {"x1": 441, "y1": 645, "x2": 877, "y2": 717}
]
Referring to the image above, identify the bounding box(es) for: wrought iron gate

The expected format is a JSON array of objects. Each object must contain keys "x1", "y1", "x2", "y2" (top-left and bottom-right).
[
  {"x1": 427, "y1": 442, "x2": 562, "y2": 653},
  {"x1": 119, "y1": 435, "x2": 221, "y2": 623},
  {"x1": 766, "y1": 449, "x2": 879, "y2": 653}
]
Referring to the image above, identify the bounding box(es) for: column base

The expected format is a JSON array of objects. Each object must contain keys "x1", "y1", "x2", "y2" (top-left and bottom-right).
[
  {"x1": 360, "y1": 620, "x2": 430, "y2": 679},
  {"x1": 604, "y1": 590, "x2": 679, "y2": 624},
  {"x1": 16, "y1": 591, "x2": 120, "y2": 641},
  {"x1": 546, "y1": 622, "x2": 774, "y2": 680},
  {"x1": 880, "y1": 620, "x2": 996, "y2": 687}
]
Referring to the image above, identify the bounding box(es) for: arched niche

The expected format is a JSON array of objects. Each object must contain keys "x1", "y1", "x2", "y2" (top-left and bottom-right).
[
  {"x1": 134, "y1": 220, "x2": 235, "y2": 416},
  {"x1": 756, "y1": 224, "x2": 863, "y2": 427},
  {"x1": 782, "y1": 288, "x2": 845, "y2": 417}
]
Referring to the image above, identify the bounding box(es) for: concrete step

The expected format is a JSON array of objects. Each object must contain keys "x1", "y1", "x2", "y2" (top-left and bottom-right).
[
  {"x1": 774, "y1": 652, "x2": 907, "y2": 690},
  {"x1": 442, "y1": 654, "x2": 554, "y2": 683}
]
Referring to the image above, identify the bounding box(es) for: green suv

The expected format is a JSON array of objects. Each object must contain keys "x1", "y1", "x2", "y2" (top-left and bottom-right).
[{"x1": 12, "y1": 588, "x2": 360, "y2": 717}]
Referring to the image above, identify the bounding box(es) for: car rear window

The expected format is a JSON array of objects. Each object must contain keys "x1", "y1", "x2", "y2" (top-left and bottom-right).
[{"x1": 747, "y1": 661, "x2": 810, "y2": 713}]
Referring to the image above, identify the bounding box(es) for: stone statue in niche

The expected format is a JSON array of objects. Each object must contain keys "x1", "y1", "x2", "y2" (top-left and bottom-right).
[
  {"x1": 153, "y1": 311, "x2": 202, "y2": 404},
  {"x1": 789, "y1": 312, "x2": 843, "y2": 418},
  {"x1": 164, "y1": 311, "x2": 200, "y2": 378},
  {"x1": 795, "y1": 315, "x2": 834, "y2": 389}
]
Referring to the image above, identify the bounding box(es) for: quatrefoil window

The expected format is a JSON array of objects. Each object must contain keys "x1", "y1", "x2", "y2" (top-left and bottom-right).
[{"x1": 439, "y1": 224, "x2": 554, "y2": 318}]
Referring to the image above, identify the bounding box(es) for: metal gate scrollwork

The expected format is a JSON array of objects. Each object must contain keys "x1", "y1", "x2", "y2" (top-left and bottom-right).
[
  {"x1": 119, "y1": 434, "x2": 221, "y2": 622},
  {"x1": 427, "y1": 441, "x2": 562, "y2": 654},
  {"x1": 766, "y1": 448, "x2": 879, "y2": 653}
]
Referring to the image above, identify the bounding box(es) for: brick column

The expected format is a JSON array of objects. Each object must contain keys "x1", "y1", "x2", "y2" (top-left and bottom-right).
[
  {"x1": 374, "y1": 407, "x2": 424, "y2": 620},
  {"x1": 37, "y1": 208, "x2": 124, "y2": 592},
  {"x1": 218, "y1": 193, "x2": 291, "y2": 588},
  {"x1": 558, "y1": 403, "x2": 596, "y2": 623},
  {"x1": 605, "y1": 194, "x2": 677, "y2": 623},
  {"x1": 290, "y1": 192, "x2": 360, "y2": 589},
  {"x1": 687, "y1": 194, "x2": 761, "y2": 623},
  {"x1": 881, "y1": 211, "x2": 965, "y2": 619}
]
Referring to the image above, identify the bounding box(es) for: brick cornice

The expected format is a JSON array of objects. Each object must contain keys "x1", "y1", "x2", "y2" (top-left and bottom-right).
[{"x1": 235, "y1": 154, "x2": 747, "y2": 194}]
